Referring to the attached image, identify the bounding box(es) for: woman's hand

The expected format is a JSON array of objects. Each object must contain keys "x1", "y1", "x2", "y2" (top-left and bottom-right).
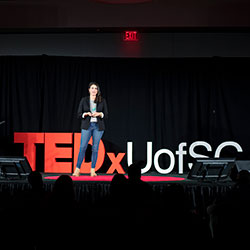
[
  {"x1": 83, "y1": 112, "x2": 103, "y2": 118},
  {"x1": 92, "y1": 112, "x2": 102, "y2": 117},
  {"x1": 92, "y1": 112, "x2": 101, "y2": 117},
  {"x1": 84, "y1": 112, "x2": 92, "y2": 117}
]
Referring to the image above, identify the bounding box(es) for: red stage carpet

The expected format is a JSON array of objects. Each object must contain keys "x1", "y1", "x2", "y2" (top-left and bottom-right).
[{"x1": 44, "y1": 175, "x2": 186, "y2": 182}]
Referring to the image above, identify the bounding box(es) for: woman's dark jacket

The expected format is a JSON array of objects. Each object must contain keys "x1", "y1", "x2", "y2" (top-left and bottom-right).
[{"x1": 77, "y1": 96, "x2": 108, "y2": 131}]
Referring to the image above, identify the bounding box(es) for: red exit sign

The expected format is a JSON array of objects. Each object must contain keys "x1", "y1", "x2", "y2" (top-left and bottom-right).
[{"x1": 123, "y1": 31, "x2": 139, "y2": 41}]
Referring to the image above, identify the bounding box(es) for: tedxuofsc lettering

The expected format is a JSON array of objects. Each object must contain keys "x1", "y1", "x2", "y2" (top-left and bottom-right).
[{"x1": 14, "y1": 132, "x2": 242, "y2": 174}]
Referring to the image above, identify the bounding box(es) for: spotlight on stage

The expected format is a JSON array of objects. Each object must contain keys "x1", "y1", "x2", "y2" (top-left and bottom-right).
[
  {"x1": 187, "y1": 158, "x2": 235, "y2": 182},
  {"x1": 0, "y1": 157, "x2": 32, "y2": 180}
]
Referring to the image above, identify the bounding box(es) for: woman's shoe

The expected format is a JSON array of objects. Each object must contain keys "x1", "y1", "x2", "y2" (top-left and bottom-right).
[
  {"x1": 72, "y1": 168, "x2": 80, "y2": 177},
  {"x1": 90, "y1": 168, "x2": 97, "y2": 177}
]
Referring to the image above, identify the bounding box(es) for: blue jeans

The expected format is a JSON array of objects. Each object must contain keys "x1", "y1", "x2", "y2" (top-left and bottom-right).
[{"x1": 76, "y1": 123, "x2": 104, "y2": 170}]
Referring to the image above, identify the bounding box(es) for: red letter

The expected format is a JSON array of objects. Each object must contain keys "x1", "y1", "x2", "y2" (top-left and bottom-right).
[
  {"x1": 106, "y1": 153, "x2": 125, "y2": 174},
  {"x1": 14, "y1": 132, "x2": 44, "y2": 171},
  {"x1": 73, "y1": 133, "x2": 105, "y2": 174},
  {"x1": 44, "y1": 133, "x2": 73, "y2": 173}
]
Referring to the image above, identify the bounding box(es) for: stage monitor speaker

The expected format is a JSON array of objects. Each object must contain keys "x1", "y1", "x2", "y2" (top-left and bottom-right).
[
  {"x1": 235, "y1": 160, "x2": 250, "y2": 172},
  {"x1": 229, "y1": 160, "x2": 250, "y2": 181},
  {"x1": 0, "y1": 156, "x2": 32, "y2": 180},
  {"x1": 187, "y1": 158, "x2": 235, "y2": 182}
]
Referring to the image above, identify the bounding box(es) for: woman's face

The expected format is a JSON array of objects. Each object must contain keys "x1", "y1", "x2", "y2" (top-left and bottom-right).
[{"x1": 89, "y1": 84, "x2": 98, "y2": 96}]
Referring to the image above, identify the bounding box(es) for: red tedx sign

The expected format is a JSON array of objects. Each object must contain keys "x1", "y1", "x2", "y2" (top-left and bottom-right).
[{"x1": 14, "y1": 132, "x2": 125, "y2": 174}]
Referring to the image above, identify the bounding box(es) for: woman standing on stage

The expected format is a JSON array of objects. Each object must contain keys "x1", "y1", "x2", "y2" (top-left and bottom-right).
[{"x1": 73, "y1": 82, "x2": 108, "y2": 177}]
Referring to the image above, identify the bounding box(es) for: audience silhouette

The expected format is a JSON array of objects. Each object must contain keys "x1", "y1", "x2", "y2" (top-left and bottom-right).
[
  {"x1": 127, "y1": 161, "x2": 153, "y2": 205},
  {"x1": 41, "y1": 175, "x2": 77, "y2": 249},
  {"x1": 207, "y1": 170, "x2": 250, "y2": 243},
  {"x1": 110, "y1": 173, "x2": 128, "y2": 205},
  {"x1": 2, "y1": 166, "x2": 250, "y2": 248},
  {"x1": 48, "y1": 174, "x2": 76, "y2": 209}
]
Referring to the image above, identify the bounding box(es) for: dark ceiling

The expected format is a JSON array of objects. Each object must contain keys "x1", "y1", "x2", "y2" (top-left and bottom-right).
[{"x1": 0, "y1": 0, "x2": 250, "y2": 29}]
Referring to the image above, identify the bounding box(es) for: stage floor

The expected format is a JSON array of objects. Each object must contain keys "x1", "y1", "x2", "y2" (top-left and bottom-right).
[
  {"x1": 0, "y1": 172, "x2": 235, "y2": 186},
  {"x1": 43, "y1": 173, "x2": 186, "y2": 183},
  {"x1": 41, "y1": 172, "x2": 236, "y2": 186}
]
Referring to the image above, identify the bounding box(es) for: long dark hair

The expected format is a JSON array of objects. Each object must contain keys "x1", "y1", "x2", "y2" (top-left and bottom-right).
[{"x1": 88, "y1": 82, "x2": 102, "y2": 103}]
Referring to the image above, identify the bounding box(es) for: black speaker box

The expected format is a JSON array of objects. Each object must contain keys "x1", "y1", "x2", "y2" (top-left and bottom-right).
[
  {"x1": 0, "y1": 156, "x2": 32, "y2": 180},
  {"x1": 187, "y1": 158, "x2": 235, "y2": 182},
  {"x1": 228, "y1": 160, "x2": 250, "y2": 181}
]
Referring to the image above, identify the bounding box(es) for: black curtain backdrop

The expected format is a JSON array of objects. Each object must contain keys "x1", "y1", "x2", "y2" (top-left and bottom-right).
[{"x1": 1, "y1": 56, "x2": 250, "y2": 173}]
